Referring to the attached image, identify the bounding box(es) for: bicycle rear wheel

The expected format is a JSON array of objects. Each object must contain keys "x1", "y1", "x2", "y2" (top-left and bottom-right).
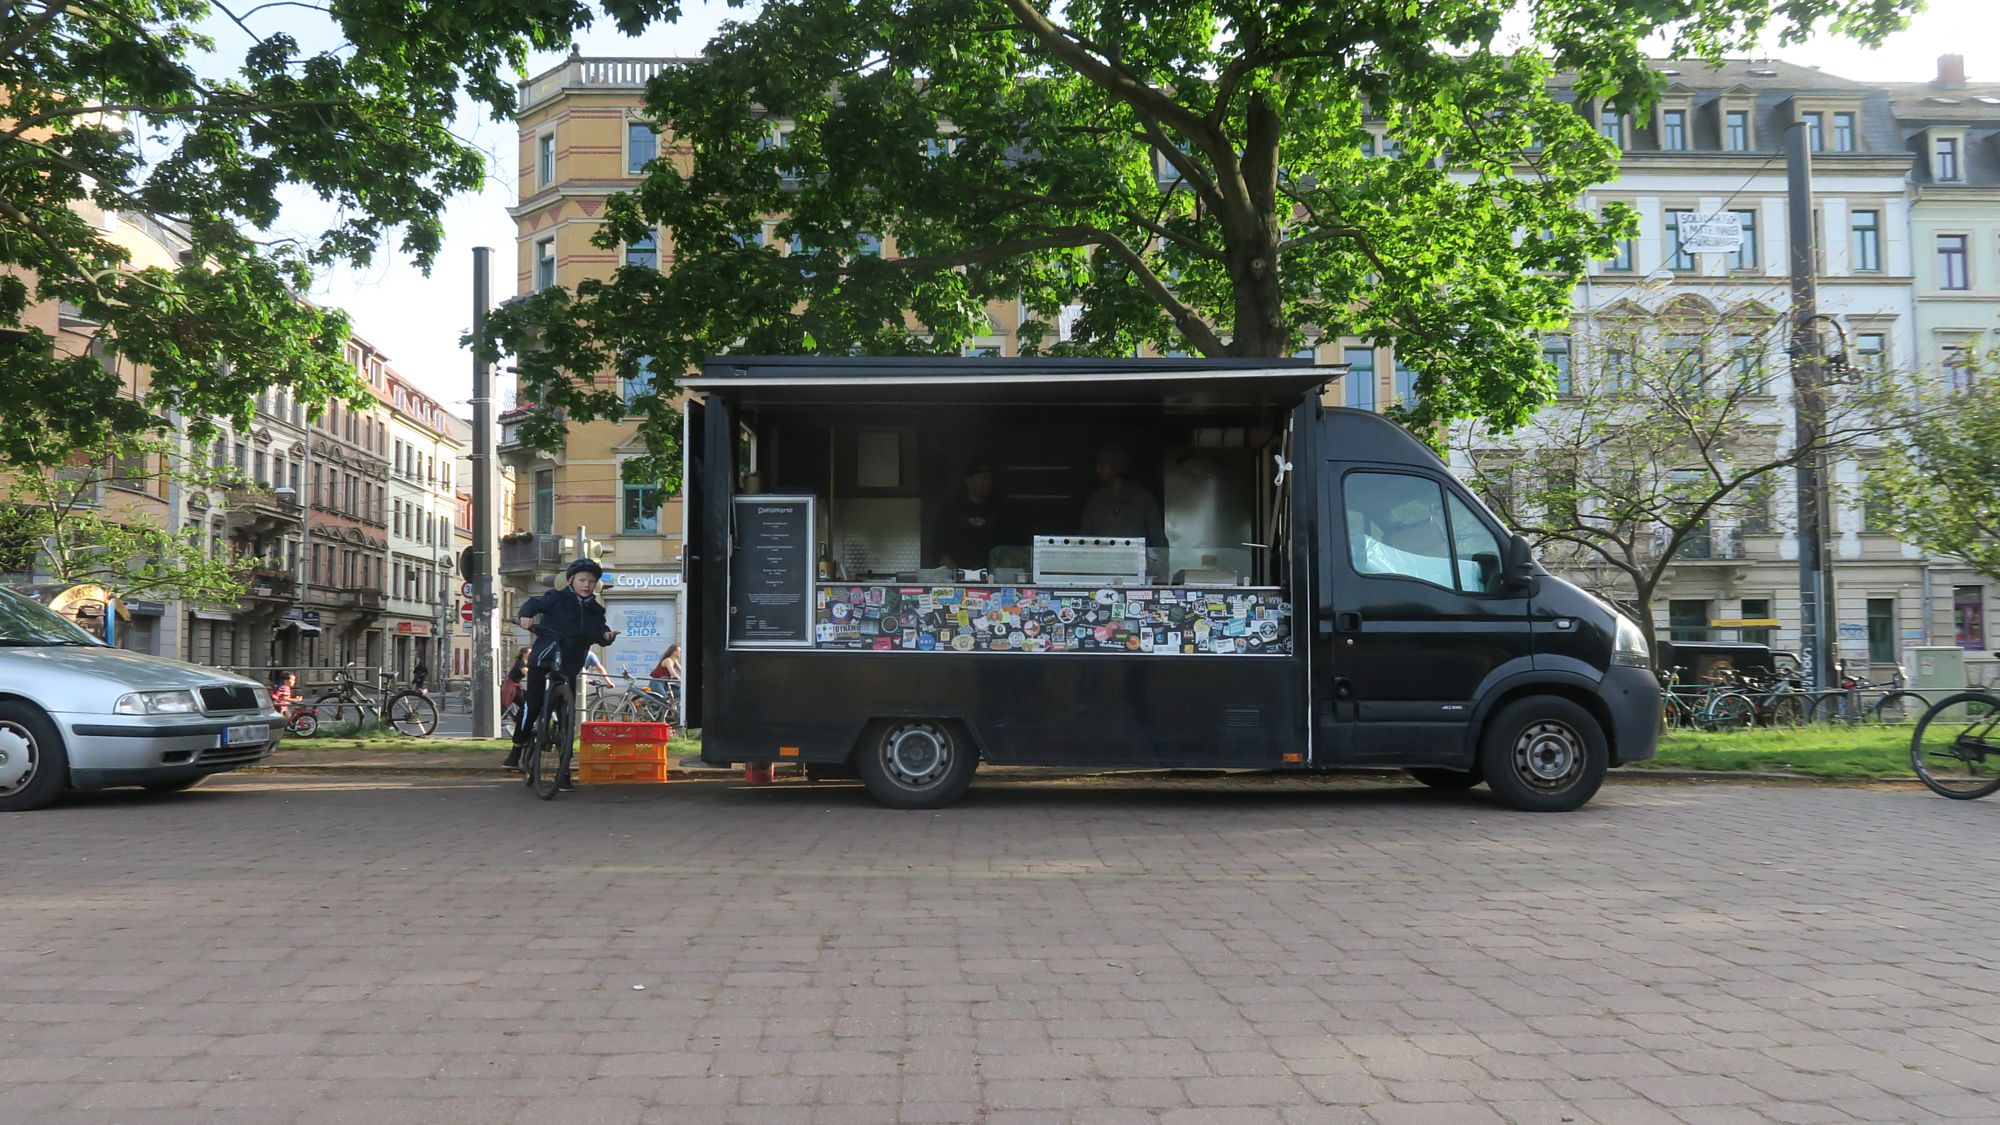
[
  {"x1": 312, "y1": 694, "x2": 367, "y2": 736},
  {"x1": 1911, "y1": 692, "x2": 2000, "y2": 800},
  {"x1": 531, "y1": 685, "x2": 575, "y2": 800},
  {"x1": 386, "y1": 692, "x2": 438, "y2": 737},
  {"x1": 1809, "y1": 692, "x2": 1857, "y2": 725}
]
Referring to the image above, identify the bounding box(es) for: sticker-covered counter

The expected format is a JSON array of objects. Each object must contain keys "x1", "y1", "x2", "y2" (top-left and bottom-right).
[{"x1": 813, "y1": 583, "x2": 1292, "y2": 656}]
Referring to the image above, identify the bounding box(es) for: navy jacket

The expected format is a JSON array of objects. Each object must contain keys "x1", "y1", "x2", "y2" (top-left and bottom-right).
[{"x1": 521, "y1": 588, "x2": 612, "y2": 675}]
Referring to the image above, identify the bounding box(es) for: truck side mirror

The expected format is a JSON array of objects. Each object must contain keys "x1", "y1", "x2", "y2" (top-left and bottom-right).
[{"x1": 1503, "y1": 534, "x2": 1536, "y2": 591}]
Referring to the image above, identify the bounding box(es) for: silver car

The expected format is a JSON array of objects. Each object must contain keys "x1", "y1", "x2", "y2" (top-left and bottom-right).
[{"x1": 0, "y1": 586, "x2": 282, "y2": 811}]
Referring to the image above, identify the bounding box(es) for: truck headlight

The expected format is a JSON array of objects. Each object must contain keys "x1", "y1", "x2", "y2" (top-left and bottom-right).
[
  {"x1": 1611, "y1": 614, "x2": 1651, "y2": 668},
  {"x1": 114, "y1": 690, "x2": 201, "y2": 715}
]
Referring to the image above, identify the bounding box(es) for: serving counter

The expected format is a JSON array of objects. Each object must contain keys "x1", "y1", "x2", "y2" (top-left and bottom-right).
[{"x1": 812, "y1": 582, "x2": 1292, "y2": 656}]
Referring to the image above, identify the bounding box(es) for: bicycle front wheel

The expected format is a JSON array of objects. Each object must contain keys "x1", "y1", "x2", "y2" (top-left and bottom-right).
[
  {"x1": 531, "y1": 686, "x2": 575, "y2": 800},
  {"x1": 1911, "y1": 692, "x2": 2000, "y2": 800},
  {"x1": 1765, "y1": 694, "x2": 1809, "y2": 729},
  {"x1": 1809, "y1": 692, "x2": 1857, "y2": 726},
  {"x1": 1861, "y1": 691, "x2": 1927, "y2": 726},
  {"x1": 312, "y1": 694, "x2": 366, "y2": 736},
  {"x1": 386, "y1": 692, "x2": 438, "y2": 737}
]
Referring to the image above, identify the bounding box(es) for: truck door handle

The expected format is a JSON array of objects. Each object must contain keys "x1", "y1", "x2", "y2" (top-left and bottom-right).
[{"x1": 1336, "y1": 612, "x2": 1362, "y2": 632}]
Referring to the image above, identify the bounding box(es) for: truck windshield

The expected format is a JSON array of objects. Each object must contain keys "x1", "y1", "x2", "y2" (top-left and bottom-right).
[{"x1": 0, "y1": 588, "x2": 101, "y2": 646}]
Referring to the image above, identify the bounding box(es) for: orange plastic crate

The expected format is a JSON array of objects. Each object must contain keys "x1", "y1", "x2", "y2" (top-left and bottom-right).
[
  {"x1": 580, "y1": 740, "x2": 670, "y2": 763},
  {"x1": 576, "y1": 759, "x2": 670, "y2": 785},
  {"x1": 580, "y1": 721, "x2": 673, "y2": 744}
]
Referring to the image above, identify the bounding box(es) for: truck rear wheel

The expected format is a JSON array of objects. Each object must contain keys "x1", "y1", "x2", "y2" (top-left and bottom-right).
[
  {"x1": 1479, "y1": 697, "x2": 1607, "y2": 813},
  {"x1": 857, "y1": 719, "x2": 977, "y2": 809}
]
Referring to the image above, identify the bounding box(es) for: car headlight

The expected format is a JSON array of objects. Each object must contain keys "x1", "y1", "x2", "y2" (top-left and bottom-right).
[
  {"x1": 252, "y1": 687, "x2": 272, "y2": 710},
  {"x1": 113, "y1": 690, "x2": 201, "y2": 716},
  {"x1": 1611, "y1": 614, "x2": 1651, "y2": 668}
]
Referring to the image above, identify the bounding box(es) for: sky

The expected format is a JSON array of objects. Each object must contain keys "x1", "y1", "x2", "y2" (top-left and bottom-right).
[{"x1": 266, "y1": 0, "x2": 2000, "y2": 416}]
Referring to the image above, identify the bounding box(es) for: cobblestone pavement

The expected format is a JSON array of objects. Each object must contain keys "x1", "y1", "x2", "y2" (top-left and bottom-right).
[{"x1": 7, "y1": 772, "x2": 2000, "y2": 1124}]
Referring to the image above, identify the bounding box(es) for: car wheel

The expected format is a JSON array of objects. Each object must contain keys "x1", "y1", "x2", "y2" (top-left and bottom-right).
[
  {"x1": 0, "y1": 702, "x2": 70, "y2": 812},
  {"x1": 1479, "y1": 697, "x2": 1608, "y2": 813},
  {"x1": 856, "y1": 719, "x2": 977, "y2": 809},
  {"x1": 1407, "y1": 766, "x2": 1483, "y2": 791}
]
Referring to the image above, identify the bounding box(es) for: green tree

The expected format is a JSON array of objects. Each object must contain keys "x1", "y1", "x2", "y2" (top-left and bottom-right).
[
  {"x1": 0, "y1": 0, "x2": 674, "y2": 465},
  {"x1": 1866, "y1": 352, "x2": 2000, "y2": 581},
  {"x1": 0, "y1": 431, "x2": 247, "y2": 604},
  {"x1": 1453, "y1": 320, "x2": 1892, "y2": 663},
  {"x1": 482, "y1": 0, "x2": 1914, "y2": 477}
]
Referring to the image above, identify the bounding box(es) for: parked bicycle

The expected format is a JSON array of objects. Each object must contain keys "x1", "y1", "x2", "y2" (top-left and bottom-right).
[
  {"x1": 585, "y1": 674, "x2": 677, "y2": 724},
  {"x1": 1660, "y1": 668, "x2": 1756, "y2": 731},
  {"x1": 1910, "y1": 690, "x2": 2000, "y2": 799},
  {"x1": 1809, "y1": 668, "x2": 1926, "y2": 726},
  {"x1": 1728, "y1": 667, "x2": 1812, "y2": 729},
  {"x1": 310, "y1": 664, "x2": 439, "y2": 737}
]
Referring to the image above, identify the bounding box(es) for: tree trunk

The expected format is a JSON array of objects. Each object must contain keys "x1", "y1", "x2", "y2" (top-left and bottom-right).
[
  {"x1": 1634, "y1": 592, "x2": 1663, "y2": 673},
  {"x1": 1226, "y1": 90, "x2": 1287, "y2": 357}
]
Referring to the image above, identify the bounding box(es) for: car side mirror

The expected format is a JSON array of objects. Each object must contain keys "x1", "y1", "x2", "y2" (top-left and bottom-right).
[{"x1": 1503, "y1": 534, "x2": 1536, "y2": 592}]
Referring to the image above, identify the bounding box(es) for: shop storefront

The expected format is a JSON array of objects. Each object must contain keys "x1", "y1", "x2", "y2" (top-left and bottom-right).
[{"x1": 599, "y1": 570, "x2": 681, "y2": 680}]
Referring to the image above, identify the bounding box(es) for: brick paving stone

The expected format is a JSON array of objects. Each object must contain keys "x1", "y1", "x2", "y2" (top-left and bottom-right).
[{"x1": 11, "y1": 775, "x2": 2000, "y2": 1121}]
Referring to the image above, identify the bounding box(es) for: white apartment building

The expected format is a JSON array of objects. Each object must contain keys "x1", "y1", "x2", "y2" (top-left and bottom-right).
[{"x1": 381, "y1": 370, "x2": 465, "y2": 682}]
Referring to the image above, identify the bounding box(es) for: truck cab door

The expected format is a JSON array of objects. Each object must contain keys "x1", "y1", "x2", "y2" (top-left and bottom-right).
[
  {"x1": 679, "y1": 399, "x2": 706, "y2": 729},
  {"x1": 1320, "y1": 465, "x2": 1532, "y2": 766}
]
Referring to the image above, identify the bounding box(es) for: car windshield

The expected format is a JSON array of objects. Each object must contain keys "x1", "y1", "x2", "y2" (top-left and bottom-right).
[{"x1": 0, "y1": 588, "x2": 102, "y2": 646}]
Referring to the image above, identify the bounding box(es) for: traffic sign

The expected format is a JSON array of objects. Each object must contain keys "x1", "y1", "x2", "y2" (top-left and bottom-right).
[
  {"x1": 460, "y1": 581, "x2": 473, "y2": 599},
  {"x1": 460, "y1": 602, "x2": 474, "y2": 624}
]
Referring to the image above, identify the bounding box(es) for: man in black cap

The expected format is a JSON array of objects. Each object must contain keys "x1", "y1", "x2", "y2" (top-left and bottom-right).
[
  {"x1": 932, "y1": 461, "x2": 1016, "y2": 571},
  {"x1": 1081, "y1": 444, "x2": 1165, "y2": 546}
]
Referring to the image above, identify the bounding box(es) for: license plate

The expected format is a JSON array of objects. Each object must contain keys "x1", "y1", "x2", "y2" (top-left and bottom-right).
[{"x1": 222, "y1": 724, "x2": 270, "y2": 747}]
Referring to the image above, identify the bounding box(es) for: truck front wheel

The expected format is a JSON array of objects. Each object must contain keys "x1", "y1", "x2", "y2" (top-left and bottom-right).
[
  {"x1": 857, "y1": 719, "x2": 977, "y2": 809},
  {"x1": 1479, "y1": 697, "x2": 1608, "y2": 813}
]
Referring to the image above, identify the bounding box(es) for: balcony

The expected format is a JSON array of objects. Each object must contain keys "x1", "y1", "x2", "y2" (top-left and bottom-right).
[
  {"x1": 344, "y1": 588, "x2": 387, "y2": 613},
  {"x1": 244, "y1": 567, "x2": 296, "y2": 602},
  {"x1": 500, "y1": 533, "x2": 563, "y2": 576},
  {"x1": 223, "y1": 484, "x2": 303, "y2": 536}
]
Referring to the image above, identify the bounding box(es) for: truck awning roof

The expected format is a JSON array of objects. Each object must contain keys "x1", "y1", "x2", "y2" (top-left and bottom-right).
[{"x1": 682, "y1": 356, "x2": 1340, "y2": 408}]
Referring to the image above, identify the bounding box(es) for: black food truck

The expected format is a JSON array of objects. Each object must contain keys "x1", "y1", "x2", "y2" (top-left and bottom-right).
[{"x1": 681, "y1": 357, "x2": 1658, "y2": 811}]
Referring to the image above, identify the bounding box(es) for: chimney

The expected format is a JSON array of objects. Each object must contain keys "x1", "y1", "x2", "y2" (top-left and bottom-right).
[{"x1": 1938, "y1": 54, "x2": 1967, "y2": 87}]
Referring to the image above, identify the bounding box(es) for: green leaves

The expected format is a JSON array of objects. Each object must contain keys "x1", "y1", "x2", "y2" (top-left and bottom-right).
[
  {"x1": 1866, "y1": 357, "x2": 2000, "y2": 582},
  {"x1": 485, "y1": 0, "x2": 1912, "y2": 458}
]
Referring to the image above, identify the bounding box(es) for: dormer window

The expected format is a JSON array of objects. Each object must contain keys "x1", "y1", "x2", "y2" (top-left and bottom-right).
[
  {"x1": 1598, "y1": 106, "x2": 1623, "y2": 147},
  {"x1": 1936, "y1": 135, "x2": 1963, "y2": 181},
  {"x1": 1832, "y1": 112, "x2": 1857, "y2": 152},
  {"x1": 1802, "y1": 111, "x2": 1824, "y2": 152},
  {"x1": 1661, "y1": 109, "x2": 1688, "y2": 151}
]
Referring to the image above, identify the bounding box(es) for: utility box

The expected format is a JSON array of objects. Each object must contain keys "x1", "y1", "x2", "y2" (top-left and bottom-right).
[{"x1": 1906, "y1": 646, "x2": 1968, "y2": 693}]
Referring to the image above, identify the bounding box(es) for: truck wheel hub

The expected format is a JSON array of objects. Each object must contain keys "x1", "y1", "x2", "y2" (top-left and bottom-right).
[
  {"x1": 883, "y1": 723, "x2": 950, "y2": 787},
  {"x1": 1514, "y1": 719, "x2": 1580, "y2": 788}
]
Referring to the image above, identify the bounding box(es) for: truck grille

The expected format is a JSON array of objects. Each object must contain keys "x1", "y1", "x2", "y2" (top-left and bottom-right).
[{"x1": 199, "y1": 685, "x2": 260, "y2": 713}]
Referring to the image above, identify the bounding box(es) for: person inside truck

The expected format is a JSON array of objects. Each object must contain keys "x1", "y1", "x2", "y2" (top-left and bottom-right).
[
  {"x1": 932, "y1": 461, "x2": 1017, "y2": 571},
  {"x1": 1081, "y1": 444, "x2": 1166, "y2": 544}
]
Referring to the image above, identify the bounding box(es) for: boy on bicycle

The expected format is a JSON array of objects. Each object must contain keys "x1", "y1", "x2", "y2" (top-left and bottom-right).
[{"x1": 504, "y1": 558, "x2": 620, "y2": 781}]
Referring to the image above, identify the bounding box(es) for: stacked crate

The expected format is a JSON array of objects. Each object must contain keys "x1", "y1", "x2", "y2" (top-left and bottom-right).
[{"x1": 576, "y1": 721, "x2": 674, "y2": 784}]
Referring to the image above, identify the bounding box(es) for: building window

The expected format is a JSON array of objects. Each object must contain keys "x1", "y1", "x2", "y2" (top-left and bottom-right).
[
  {"x1": 1938, "y1": 234, "x2": 1970, "y2": 290},
  {"x1": 1954, "y1": 586, "x2": 1986, "y2": 649},
  {"x1": 533, "y1": 469, "x2": 554, "y2": 534},
  {"x1": 1730, "y1": 209, "x2": 1758, "y2": 271},
  {"x1": 622, "y1": 356, "x2": 656, "y2": 414},
  {"x1": 537, "y1": 133, "x2": 555, "y2": 186},
  {"x1": 1732, "y1": 333, "x2": 1765, "y2": 389},
  {"x1": 627, "y1": 122, "x2": 657, "y2": 174},
  {"x1": 1669, "y1": 599, "x2": 1711, "y2": 643},
  {"x1": 1855, "y1": 332, "x2": 1886, "y2": 387},
  {"x1": 1740, "y1": 598, "x2": 1774, "y2": 647},
  {"x1": 1664, "y1": 334, "x2": 1704, "y2": 390},
  {"x1": 1392, "y1": 357, "x2": 1419, "y2": 407},
  {"x1": 624, "y1": 229, "x2": 658, "y2": 270},
  {"x1": 1604, "y1": 342, "x2": 1636, "y2": 393},
  {"x1": 1343, "y1": 346, "x2": 1376, "y2": 410},
  {"x1": 1867, "y1": 598, "x2": 1896, "y2": 664},
  {"x1": 1851, "y1": 210, "x2": 1880, "y2": 272},
  {"x1": 1598, "y1": 107, "x2": 1622, "y2": 147},
  {"x1": 1605, "y1": 238, "x2": 1634, "y2": 273},
  {"x1": 1802, "y1": 111, "x2": 1824, "y2": 152},
  {"x1": 1725, "y1": 109, "x2": 1749, "y2": 151},
  {"x1": 1665, "y1": 210, "x2": 1696, "y2": 271},
  {"x1": 1543, "y1": 335, "x2": 1572, "y2": 396},
  {"x1": 1661, "y1": 110, "x2": 1687, "y2": 151},
  {"x1": 1936, "y1": 136, "x2": 1961, "y2": 182},
  {"x1": 534, "y1": 238, "x2": 556, "y2": 290},
  {"x1": 623, "y1": 477, "x2": 661, "y2": 534},
  {"x1": 1944, "y1": 345, "x2": 1974, "y2": 391},
  {"x1": 1832, "y1": 111, "x2": 1856, "y2": 152}
]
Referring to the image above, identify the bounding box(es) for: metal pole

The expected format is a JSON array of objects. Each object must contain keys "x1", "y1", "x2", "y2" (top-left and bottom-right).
[
  {"x1": 471, "y1": 247, "x2": 501, "y2": 737},
  {"x1": 1786, "y1": 121, "x2": 1833, "y2": 693}
]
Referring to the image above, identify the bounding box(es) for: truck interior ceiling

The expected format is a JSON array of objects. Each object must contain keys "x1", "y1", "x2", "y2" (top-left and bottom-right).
[{"x1": 729, "y1": 401, "x2": 1294, "y2": 590}]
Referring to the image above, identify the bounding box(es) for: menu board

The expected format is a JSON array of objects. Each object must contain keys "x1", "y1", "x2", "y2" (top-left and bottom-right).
[{"x1": 729, "y1": 495, "x2": 815, "y2": 646}]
